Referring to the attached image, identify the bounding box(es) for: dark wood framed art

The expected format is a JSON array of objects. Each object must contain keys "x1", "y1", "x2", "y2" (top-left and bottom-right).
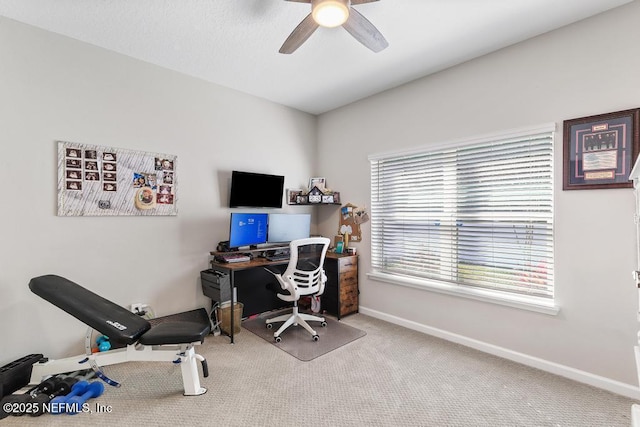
[{"x1": 563, "y1": 108, "x2": 640, "y2": 190}]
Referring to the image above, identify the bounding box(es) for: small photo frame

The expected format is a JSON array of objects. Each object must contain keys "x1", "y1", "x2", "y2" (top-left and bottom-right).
[
  {"x1": 322, "y1": 194, "x2": 334, "y2": 204},
  {"x1": 563, "y1": 108, "x2": 640, "y2": 190},
  {"x1": 308, "y1": 177, "x2": 326, "y2": 191},
  {"x1": 287, "y1": 189, "x2": 301, "y2": 205}
]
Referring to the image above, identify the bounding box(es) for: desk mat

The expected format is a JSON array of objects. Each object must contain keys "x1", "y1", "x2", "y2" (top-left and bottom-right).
[{"x1": 242, "y1": 311, "x2": 366, "y2": 361}]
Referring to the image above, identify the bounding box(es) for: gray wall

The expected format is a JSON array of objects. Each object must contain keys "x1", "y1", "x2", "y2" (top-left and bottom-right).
[
  {"x1": 0, "y1": 17, "x2": 316, "y2": 362},
  {"x1": 317, "y1": 1, "x2": 640, "y2": 393}
]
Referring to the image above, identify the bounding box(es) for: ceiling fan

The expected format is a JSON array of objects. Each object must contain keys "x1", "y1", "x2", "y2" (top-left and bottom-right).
[{"x1": 280, "y1": 0, "x2": 388, "y2": 54}]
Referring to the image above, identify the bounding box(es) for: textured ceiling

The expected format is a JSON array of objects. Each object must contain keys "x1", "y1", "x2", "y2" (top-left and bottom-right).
[{"x1": 0, "y1": 0, "x2": 633, "y2": 114}]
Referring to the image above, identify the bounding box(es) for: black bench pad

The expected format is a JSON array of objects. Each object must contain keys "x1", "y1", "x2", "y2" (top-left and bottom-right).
[
  {"x1": 139, "y1": 321, "x2": 210, "y2": 345},
  {"x1": 30, "y1": 275, "x2": 150, "y2": 345},
  {"x1": 30, "y1": 275, "x2": 211, "y2": 347}
]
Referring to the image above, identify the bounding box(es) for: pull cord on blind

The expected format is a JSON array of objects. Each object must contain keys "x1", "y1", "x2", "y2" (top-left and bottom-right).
[{"x1": 370, "y1": 127, "x2": 554, "y2": 301}]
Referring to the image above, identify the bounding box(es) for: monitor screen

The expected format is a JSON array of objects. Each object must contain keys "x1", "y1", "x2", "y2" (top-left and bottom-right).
[
  {"x1": 267, "y1": 213, "x2": 311, "y2": 243},
  {"x1": 229, "y1": 212, "x2": 268, "y2": 248},
  {"x1": 229, "y1": 170, "x2": 284, "y2": 208}
]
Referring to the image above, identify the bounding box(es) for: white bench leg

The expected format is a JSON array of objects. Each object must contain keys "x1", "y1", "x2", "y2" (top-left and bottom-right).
[{"x1": 180, "y1": 346, "x2": 207, "y2": 396}]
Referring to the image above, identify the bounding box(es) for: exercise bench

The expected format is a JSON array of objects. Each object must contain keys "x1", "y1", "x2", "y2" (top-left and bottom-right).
[{"x1": 28, "y1": 275, "x2": 210, "y2": 396}]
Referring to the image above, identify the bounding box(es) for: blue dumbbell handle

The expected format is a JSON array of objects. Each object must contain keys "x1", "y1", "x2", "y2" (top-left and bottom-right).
[{"x1": 67, "y1": 382, "x2": 104, "y2": 415}]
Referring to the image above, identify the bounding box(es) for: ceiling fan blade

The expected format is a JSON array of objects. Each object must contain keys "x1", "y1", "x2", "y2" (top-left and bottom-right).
[
  {"x1": 342, "y1": 7, "x2": 388, "y2": 52},
  {"x1": 351, "y1": 0, "x2": 380, "y2": 4},
  {"x1": 280, "y1": 13, "x2": 320, "y2": 54}
]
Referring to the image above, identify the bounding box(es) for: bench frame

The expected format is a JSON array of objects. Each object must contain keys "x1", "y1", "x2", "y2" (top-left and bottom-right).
[{"x1": 30, "y1": 341, "x2": 207, "y2": 396}]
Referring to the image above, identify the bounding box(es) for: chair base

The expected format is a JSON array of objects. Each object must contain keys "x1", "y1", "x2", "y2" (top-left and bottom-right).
[{"x1": 266, "y1": 306, "x2": 326, "y2": 341}]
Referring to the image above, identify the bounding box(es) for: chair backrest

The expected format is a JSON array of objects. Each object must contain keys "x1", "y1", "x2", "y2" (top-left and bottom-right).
[{"x1": 281, "y1": 237, "x2": 331, "y2": 297}]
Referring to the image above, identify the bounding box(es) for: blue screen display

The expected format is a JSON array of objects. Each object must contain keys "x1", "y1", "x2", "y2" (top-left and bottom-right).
[{"x1": 229, "y1": 213, "x2": 268, "y2": 248}]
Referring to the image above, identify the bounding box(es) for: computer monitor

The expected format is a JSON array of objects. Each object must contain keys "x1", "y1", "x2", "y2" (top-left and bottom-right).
[
  {"x1": 229, "y1": 212, "x2": 268, "y2": 249},
  {"x1": 267, "y1": 213, "x2": 311, "y2": 244}
]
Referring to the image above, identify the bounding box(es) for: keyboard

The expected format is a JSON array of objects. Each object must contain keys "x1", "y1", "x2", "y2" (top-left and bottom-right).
[
  {"x1": 265, "y1": 253, "x2": 290, "y2": 262},
  {"x1": 215, "y1": 253, "x2": 251, "y2": 263}
]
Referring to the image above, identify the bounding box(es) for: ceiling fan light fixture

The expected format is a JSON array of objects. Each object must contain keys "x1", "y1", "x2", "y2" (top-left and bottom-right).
[{"x1": 312, "y1": 0, "x2": 350, "y2": 28}]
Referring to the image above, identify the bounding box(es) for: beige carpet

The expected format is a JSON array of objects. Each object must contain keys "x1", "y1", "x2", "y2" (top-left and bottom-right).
[
  {"x1": 3, "y1": 314, "x2": 637, "y2": 426},
  {"x1": 242, "y1": 310, "x2": 366, "y2": 361}
]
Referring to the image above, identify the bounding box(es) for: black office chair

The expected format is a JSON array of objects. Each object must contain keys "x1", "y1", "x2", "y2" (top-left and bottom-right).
[{"x1": 265, "y1": 237, "x2": 331, "y2": 342}]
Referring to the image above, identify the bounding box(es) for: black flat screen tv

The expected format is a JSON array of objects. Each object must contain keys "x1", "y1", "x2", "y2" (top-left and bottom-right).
[{"x1": 229, "y1": 170, "x2": 285, "y2": 208}]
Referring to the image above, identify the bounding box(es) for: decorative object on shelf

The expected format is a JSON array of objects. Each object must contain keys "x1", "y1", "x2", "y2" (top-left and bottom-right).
[
  {"x1": 322, "y1": 194, "x2": 334, "y2": 204},
  {"x1": 287, "y1": 189, "x2": 302, "y2": 205},
  {"x1": 308, "y1": 177, "x2": 326, "y2": 192},
  {"x1": 289, "y1": 178, "x2": 340, "y2": 205},
  {"x1": 563, "y1": 108, "x2": 640, "y2": 190},
  {"x1": 308, "y1": 185, "x2": 324, "y2": 203}
]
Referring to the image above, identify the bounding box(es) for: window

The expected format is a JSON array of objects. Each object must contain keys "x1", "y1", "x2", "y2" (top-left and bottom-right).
[{"x1": 369, "y1": 125, "x2": 555, "y2": 310}]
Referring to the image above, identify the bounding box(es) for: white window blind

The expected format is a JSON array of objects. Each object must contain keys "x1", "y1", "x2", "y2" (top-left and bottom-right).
[{"x1": 370, "y1": 126, "x2": 554, "y2": 302}]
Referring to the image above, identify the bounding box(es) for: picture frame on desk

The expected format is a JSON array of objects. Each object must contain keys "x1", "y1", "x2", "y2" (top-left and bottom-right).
[{"x1": 563, "y1": 108, "x2": 640, "y2": 190}]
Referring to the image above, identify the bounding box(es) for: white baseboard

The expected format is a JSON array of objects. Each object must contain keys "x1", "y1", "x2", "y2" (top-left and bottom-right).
[{"x1": 359, "y1": 306, "x2": 640, "y2": 400}]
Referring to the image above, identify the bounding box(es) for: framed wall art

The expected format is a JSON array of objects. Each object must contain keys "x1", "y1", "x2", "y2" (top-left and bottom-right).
[
  {"x1": 563, "y1": 108, "x2": 640, "y2": 190},
  {"x1": 57, "y1": 141, "x2": 178, "y2": 216}
]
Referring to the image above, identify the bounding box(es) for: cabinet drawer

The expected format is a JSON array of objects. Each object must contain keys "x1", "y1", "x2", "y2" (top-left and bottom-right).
[
  {"x1": 340, "y1": 289, "x2": 358, "y2": 316},
  {"x1": 340, "y1": 285, "x2": 358, "y2": 299},
  {"x1": 340, "y1": 271, "x2": 358, "y2": 289},
  {"x1": 338, "y1": 256, "x2": 358, "y2": 272}
]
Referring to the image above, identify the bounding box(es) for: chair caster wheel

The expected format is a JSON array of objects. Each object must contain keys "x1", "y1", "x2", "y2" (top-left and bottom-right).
[
  {"x1": 321, "y1": 321, "x2": 327, "y2": 327},
  {"x1": 275, "y1": 336, "x2": 281, "y2": 343},
  {"x1": 313, "y1": 335, "x2": 319, "y2": 342},
  {"x1": 266, "y1": 323, "x2": 273, "y2": 329}
]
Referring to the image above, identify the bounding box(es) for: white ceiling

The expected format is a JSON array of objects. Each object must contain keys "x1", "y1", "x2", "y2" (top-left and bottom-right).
[{"x1": 0, "y1": 0, "x2": 633, "y2": 114}]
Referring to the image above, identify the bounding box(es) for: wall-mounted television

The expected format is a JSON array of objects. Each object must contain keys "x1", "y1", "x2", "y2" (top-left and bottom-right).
[{"x1": 229, "y1": 170, "x2": 285, "y2": 208}]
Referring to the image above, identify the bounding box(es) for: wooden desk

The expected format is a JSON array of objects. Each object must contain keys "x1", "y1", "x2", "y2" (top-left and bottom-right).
[{"x1": 206, "y1": 252, "x2": 358, "y2": 343}]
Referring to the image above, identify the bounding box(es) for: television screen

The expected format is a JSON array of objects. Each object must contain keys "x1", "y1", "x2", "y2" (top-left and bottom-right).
[
  {"x1": 268, "y1": 213, "x2": 311, "y2": 243},
  {"x1": 229, "y1": 212, "x2": 268, "y2": 248},
  {"x1": 229, "y1": 170, "x2": 284, "y2": 208}
]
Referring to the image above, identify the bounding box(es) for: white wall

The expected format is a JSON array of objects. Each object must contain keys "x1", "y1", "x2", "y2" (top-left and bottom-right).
[
  {"x1": 0, "y1": 17, "x2": 317, "y2": 363},
  {"x1": 317, "y1": 1, "x2": 640, "y2": 390}
]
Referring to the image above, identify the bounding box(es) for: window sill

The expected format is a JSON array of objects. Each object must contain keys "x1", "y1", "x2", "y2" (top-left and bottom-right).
[{"x1": 367, "y1": 271, "x2": 560, "y2": 316}]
